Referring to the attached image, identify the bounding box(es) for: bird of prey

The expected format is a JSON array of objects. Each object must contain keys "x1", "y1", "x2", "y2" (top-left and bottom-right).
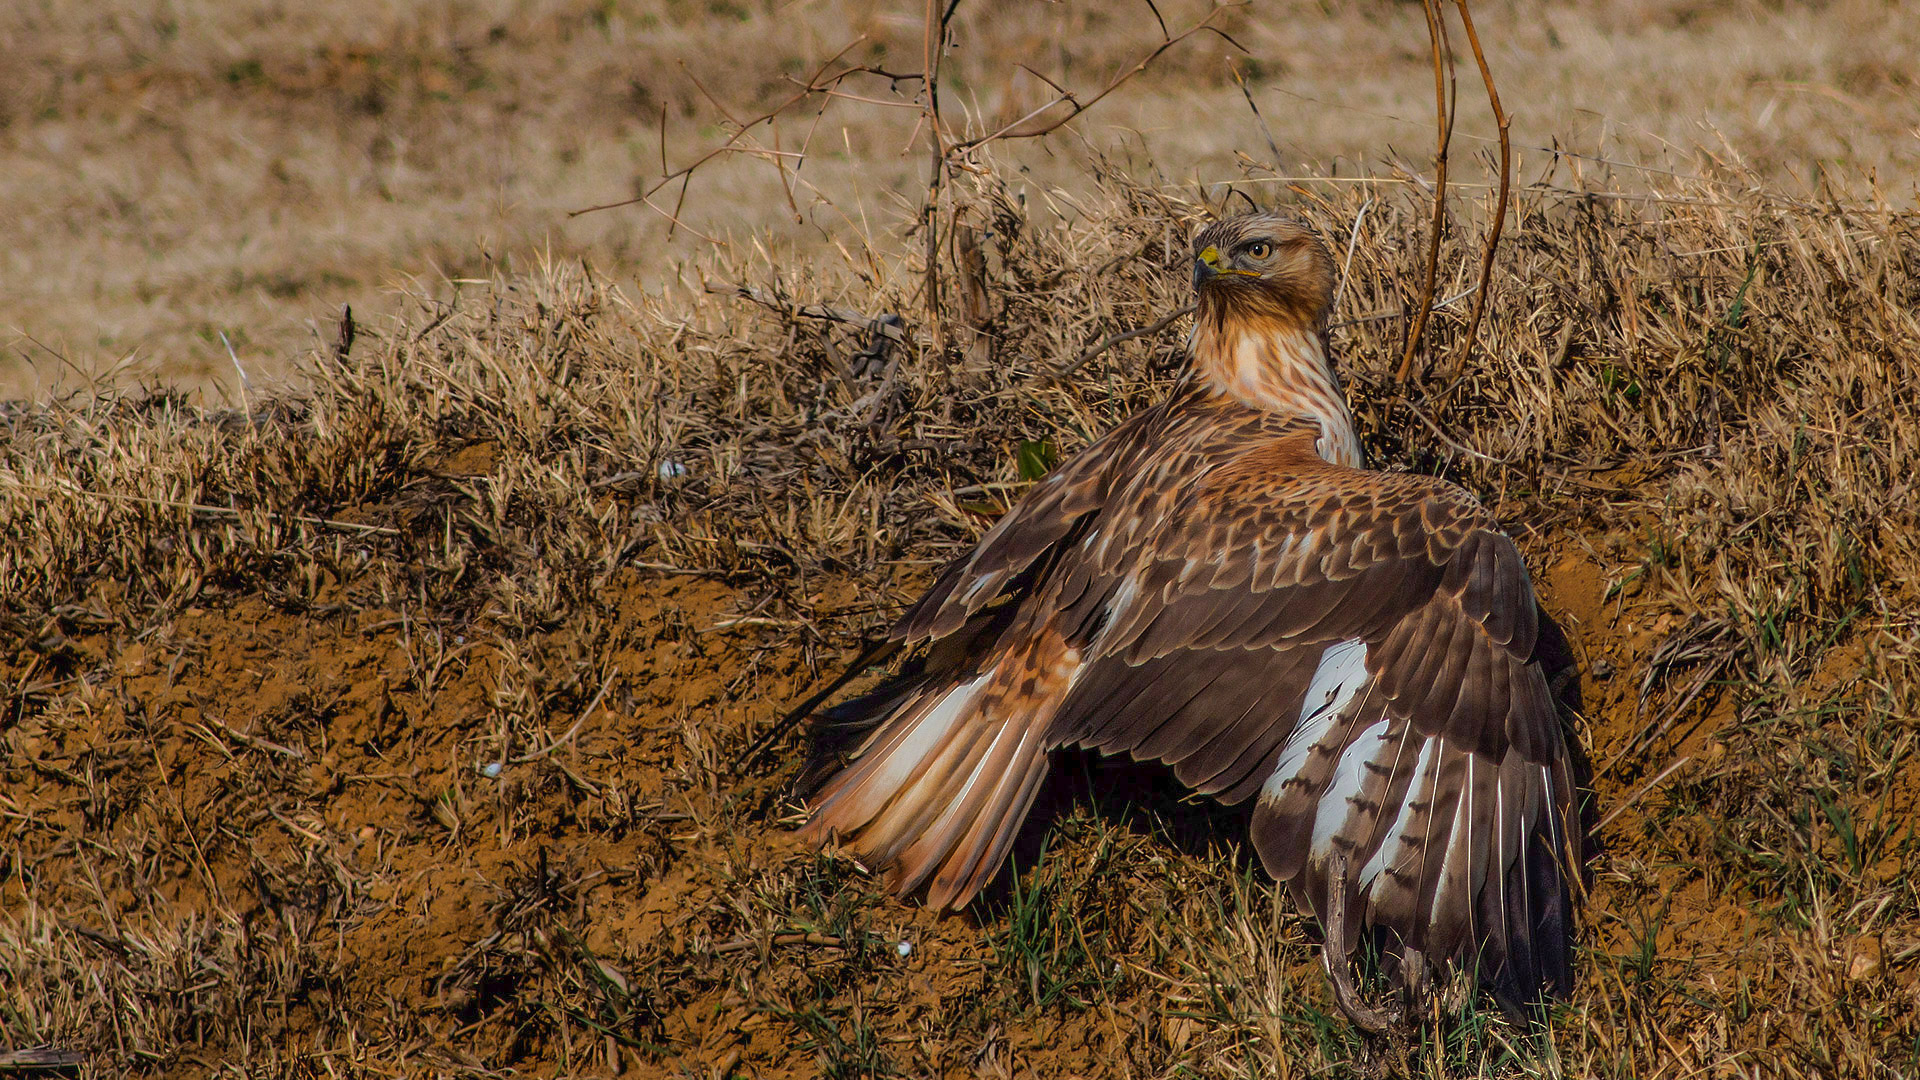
[{"x1": 785, "y1": 211, "x2": 1582, "y2": 1023}]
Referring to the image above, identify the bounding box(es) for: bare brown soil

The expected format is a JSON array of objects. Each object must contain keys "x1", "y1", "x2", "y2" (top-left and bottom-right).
[
  {"x1": 5, "y1": 160, "x2": 1919, "y2": 1077},
  {"x1": 2, "y1": 535, "x2": 1884, "y2": 1078},
  {"x1": 0, "y1": 549, "x2": 1631, "y2": 1078}
]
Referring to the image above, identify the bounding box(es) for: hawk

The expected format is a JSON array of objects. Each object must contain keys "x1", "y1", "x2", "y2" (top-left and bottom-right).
[{"x1": 786, "y1": 212, "x2": 1582, "y2": 1023}]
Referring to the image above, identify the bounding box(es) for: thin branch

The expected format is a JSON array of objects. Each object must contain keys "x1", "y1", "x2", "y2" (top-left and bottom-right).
[
  {"x1": 802, "y1": 86, "x2": 923, "y2": 110},
  {"x1": 1594, "y1": 756, "x2": 1693, "y2": 833},
  {"x1": 510, "y1": 668, "x2": 618, "y2": 764},
  {"x1": 1332, "y1": 197, "x2": 1373, "y2": 318},
  {"x1": 570, "y1": 37, "x2": 876, "y2": 218},
  {"x1": 948, "y1": 4, "x2": 1243, "y2": 153},
  {"x1": 1330, "y1": 283, "x2": 1476, "y2": 330},
  {"x1": 656, "y1": 101, "x2": 669, "y2": 179},
  {"x1": 678, "y1": 62, "x2": 745, "y2": 128},
  {"x1": 920, "y1": 0, "x2": 949, "y2": 351},
  {"x1": 771, "y1": 124, "x2": 801, "y2": 222},
  {"x1": 1395, "y1": 0, "x2": 1457, "y2": 382},
  {"x1": 1048, "y1": 303, "x2": 1196, "y2": 381},
  {"x1": 796, "y1": 91, "x2": 832, "y2": 162},
  {"x1": 7, "y1": 481, "x2": 403, "y2": 536},
  {"x1": 705, "y1": 281, "x2": 908, "y2": 342},
  {"x1": 203, "y1": 715, "x2": 306, "y2": 760},
  {"x1": 734, "y1": 640, "x2": 902, "y2": 777},
  {"x1": 1395, "y1": 386, "x2": 1523, "y2": 466},
  {"x1": 1014, "y1": 63, "x2": 1073, "y2": 98},
  {"x1": 1257, "y1": 82, "x2": 1750, "y2": 189},
  {"x1": 0, "y1": 1049, "x2": 87, "y2": 1070},
  {"x1": 1143, "y1": 0, "x2": 1170, "y2": 39},
  {"x1": 1447, "y1": 0, "x2": 1512, "y2": 381},
  {"x1": 648, "y1": 185, "x2": 721, "y2": 245},
  {"x1": 1230, "y1": 59, "x2": 1284, "y2": 168},
  {"x1": 711, "y1": 146, "x2": 808, "y2": 161},
  {"x1": 712, "y1": 932, "x2": 846, "y2": 955}
]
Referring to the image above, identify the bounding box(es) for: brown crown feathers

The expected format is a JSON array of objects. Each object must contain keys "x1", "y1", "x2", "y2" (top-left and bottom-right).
[{"x1": 1191, "y1": 212, "x2": 1337, "y2": 336}]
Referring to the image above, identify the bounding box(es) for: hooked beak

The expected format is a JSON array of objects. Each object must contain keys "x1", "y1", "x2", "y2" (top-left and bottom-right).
[{"x1": 1192, "y1": 245, "x2": 1222, "y2": 292}]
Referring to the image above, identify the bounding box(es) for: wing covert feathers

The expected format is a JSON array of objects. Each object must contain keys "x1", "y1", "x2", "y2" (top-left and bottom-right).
[{"x1": 794, "y1": 388, "x2": 1583, "y2": 1022}]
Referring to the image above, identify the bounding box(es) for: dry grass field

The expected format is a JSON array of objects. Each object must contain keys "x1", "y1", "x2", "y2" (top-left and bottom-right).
[
  {"x1": 6, "y1": 1, "x2": 1920, "y2": 1078},
  {"x1": 5, "y1": 0, "x2": 1919, "y2": 398}
]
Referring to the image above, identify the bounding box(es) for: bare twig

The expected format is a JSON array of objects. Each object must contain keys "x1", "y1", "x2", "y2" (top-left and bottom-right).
[
  {"x1": 947, "y1": 4, "x2": 1243, "y2": 154},
  {"x1": 0, "y1": 1048, "x2": 87, "y2": 1071},
  {"x1": 920, "y1": 0, "x2": 951, "y2": 350},
  {"x1": 6, "y1": 480, "x2": 401, "y2": 536},
  {"x1": 1447, "y1": 0, "x2": 1513, "y2": 381},
  {"x1": 882, "y1": 0, "x2": 1235, "y2": 365},
  {"x1": 1394, "y1": 386, "x2": 1524, "y2": 466},
  {"x1": 203, "y1": 716, "x2": 307, "y2": 760},
  {"x1": 1048, "y1": 303, "x2": 1196, "y2": 382},
  {"x1": 1230, "y1": 59, "x2": 1284, "y2": 168},
  {"x1": 1330, "y1": 284, "x2": 1476, "y2": 330},
  {"x1": 628, "y1": 560, "x2": 725, "y2": 577},
  {"x1": 656, "y1": 101, "x2": 669, "y2": 179},
  {"x1": 569, "y1": 37, "x2": 887, "y2": 220},
  {"x1": 1396, "y1": 0, "x2": 1457, "y2": 382},
  {"x1": 579, "y1": 0, "x2": 1227, "y2": 359},
  {"x1": 1594, "y1": 756, "x2": 1694, "y2": 833},
  {"x1": 712, "y1": 932, "x2": 844, "y2": 955},
  {"x1": 219, "y1": 330, "x2": 251, "y2": 420},
  {"x1": 511, "y1": 668, "x2": 617, "y2": 764},
  {"x1": 704, "y1": 282, "x2": 908, "y2": 343},
  {"x1": 1332, "y1": 198, "x2": 1373, "y2": 318},
  {"x1": 734, "y1": 640, "x2": 902, "y2": 778}
]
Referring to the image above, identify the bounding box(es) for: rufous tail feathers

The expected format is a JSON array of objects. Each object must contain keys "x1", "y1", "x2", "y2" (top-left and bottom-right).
[{"x1": 801, "y1": 638, "x2": 1075, "y2": 909}]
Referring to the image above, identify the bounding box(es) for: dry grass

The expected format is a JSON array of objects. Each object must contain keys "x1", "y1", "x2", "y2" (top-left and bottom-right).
[
  {"x1": 7, "y1": 0, "x2": 1920, "y2": 398},
  {"x1": 3, "y1": 144, "x2": 1919, "y2": 1077}
]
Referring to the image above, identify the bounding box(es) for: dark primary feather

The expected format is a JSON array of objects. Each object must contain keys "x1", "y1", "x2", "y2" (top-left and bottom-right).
[{"x1": 895, "y1": 402, "x2": 1169, "y2": 643}]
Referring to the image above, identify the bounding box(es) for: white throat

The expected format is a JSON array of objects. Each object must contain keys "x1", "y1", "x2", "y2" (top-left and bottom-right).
[{"x1": 1193, "y1": 324, "x2": 1363, "y2": 468}]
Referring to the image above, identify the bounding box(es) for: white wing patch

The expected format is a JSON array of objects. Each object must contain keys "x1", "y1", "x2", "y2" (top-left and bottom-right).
[
  {"x1": 1260, "y1": 638, "x2": 1370, "y2": 804},
  {"x1": 1357, "y1": 734, "x2": 1438, "y2": 891},
  {"x1": 1311, "y1": 716, "x2": 1392, "y2": 853}
]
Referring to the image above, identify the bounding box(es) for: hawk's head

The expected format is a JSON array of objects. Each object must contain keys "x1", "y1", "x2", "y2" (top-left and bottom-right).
[{"x1": 1190, "y1": 213, "x2": 1335, "y2": 332}]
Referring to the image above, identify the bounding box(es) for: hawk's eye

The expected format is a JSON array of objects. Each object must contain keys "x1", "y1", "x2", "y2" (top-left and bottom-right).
[{"x1": 1244, "y1": 241, "x2": 1273, "y2": 260}]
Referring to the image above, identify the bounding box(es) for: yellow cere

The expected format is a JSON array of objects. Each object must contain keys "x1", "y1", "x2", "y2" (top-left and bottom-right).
[{"x1": 1198, "y1": 245, "x2": 1260, "y2": 278}]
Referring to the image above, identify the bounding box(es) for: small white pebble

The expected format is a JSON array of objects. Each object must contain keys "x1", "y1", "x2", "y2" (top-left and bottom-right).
[
  {"x1": 657, "y1": 460, "x2": 690, "y2": 480},
  {"x1": 479, "y1": 762, "x2": 503, "y2": 778},
  {"x1": 895, "y1": 941, "x2": 913, "y2": 958}
]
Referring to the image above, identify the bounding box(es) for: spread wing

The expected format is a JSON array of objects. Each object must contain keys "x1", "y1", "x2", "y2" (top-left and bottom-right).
[
  {"x1": 822, "y1": 398, "x2": 1578, "y2": 1011},
  {"x1": 1028, "y1": 428, "x2": 1580, "y2": 1008},
  {"x1": 895, "y1": 401, "x2": 1171, "y2": 643}
]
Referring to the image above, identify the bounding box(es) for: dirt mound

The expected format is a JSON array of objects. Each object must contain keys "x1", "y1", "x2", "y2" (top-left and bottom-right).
[{"x1": 5, "y1": 167, "x2": 1919, "y2": 1077}]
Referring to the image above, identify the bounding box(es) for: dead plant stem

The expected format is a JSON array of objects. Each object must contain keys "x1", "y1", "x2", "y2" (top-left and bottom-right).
[
  {"x1": 1446, "y1": 0, "x2": 1511, "y2": 383},
  {"x1": 1396, "y1": 0, "x2": 1457, "y2": 382}
]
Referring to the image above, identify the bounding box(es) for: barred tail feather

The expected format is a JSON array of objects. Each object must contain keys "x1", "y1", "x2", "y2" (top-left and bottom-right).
[{"x1": 801, "y1": 656, "x2": 1065, "y2": 911}]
